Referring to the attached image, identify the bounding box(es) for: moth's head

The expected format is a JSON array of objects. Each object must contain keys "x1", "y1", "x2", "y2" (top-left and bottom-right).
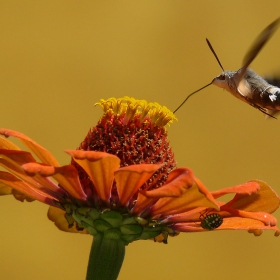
[{"x1": 212, "y1": 71, "x2": 232, "y2": 91}]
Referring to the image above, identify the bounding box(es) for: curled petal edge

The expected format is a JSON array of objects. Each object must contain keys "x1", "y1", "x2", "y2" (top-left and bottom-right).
[
  {"x1": 141, "y1": 168, "x2": 194, "y2": 198},
  {"x1": 211, "y1": 181, "x2": 260, "y2": 199},
  {"x1": 0, "y1": 171, "x2": 57, "y2": 206},
  {"x1": 66, "y1": 150, "x2": 120, "y2": 203},
  {"x1": 22, "y1": 162, "x2": 87, "y2": 201},
  {"x1": 147, "y1": 177, "x2": 219, "y2": 218},
  {"x1": 220, "y1": 180, "x2": 280, "y2": 213},
  {"x1": 0, "y1": 129, "x2": 60, "y2": 166},
  {"x1": 172, "y1": 217, "x2": 280, "y2": 236},
  {"x1": 115, "y1": 164, "x2": 163, "y2": 206}
]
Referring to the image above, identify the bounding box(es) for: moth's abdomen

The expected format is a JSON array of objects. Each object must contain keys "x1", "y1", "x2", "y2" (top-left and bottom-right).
[{"x1": 257, "y1": 86, "x2": 280, "y2": 110}]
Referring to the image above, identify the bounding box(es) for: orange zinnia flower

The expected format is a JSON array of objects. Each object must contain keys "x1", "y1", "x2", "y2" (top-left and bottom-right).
[{"x1": 0, "y1": 97, "x2": 279, "y2": 280}]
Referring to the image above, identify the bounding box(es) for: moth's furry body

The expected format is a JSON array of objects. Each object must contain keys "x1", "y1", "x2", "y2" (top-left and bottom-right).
[{"x1": 213, "y1": 68, "x2": 280, "y2": 116}]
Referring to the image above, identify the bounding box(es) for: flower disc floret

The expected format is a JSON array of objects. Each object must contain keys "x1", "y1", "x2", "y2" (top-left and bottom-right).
[
  {"x1": 95, "y1": 96, "x2": 177, "y2": 127},
  {"x1": 74, "y1": 97, "x2": 178, "y2": 203}
]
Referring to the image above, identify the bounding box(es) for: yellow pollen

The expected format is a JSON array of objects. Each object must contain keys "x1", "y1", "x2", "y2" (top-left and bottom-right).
[{"x1": 95, "y1": 96, "x2": 177, "y2": 127}]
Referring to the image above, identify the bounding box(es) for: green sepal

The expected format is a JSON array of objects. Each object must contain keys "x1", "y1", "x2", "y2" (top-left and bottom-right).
[
  {"x1": 120, "y1": 224, "x2": 143, "y2": 235},
  {"x1": 165, "y1": 226, "x2": 178, "y2": 236},
  {"x1": 139, "y1": 228, "x2": 162, "y2": 239},
  {"x1": 121, "y1": 217, "x2": 137, "y2": 225},
  {"x1": 76, "y1": 207, "x2": 90, "y2": 216},
  {"x1": 81, "y1": 216, "x2": 95, "y2": 226},
  {"x1": 135, "y1": 216, "x2": 149, "y2": 226},
  {"x1": 65, "y1": 204, "x2": 172, "y2": 245},
  {"x1": 121, "y1": 234, "x2": 142, "y2": 243},
  {"x1": 161, "y1": 230, "x2": 168, "y2": 244},
  {"x1": 71, "y1": 212, "x2": 81, "y2": 224},
  {"x1": 73, "y1": 211, "x2": 95, "y2": 226},
  {"x1": 87, "y1": 208, "x2": 100, "y2": 220},
  {"x1": 100, "y1": 211, "x2": 123, "y2": 228},
  {"x1": 64, "y1": 213, "x2": 75, "y2": 228},
  {"x1": 64, "y1": 204, "x2": 73, "y2": 215},
  {"x1": 81, "y1": 220, "x2": 98, "y2": 235},
  {"x1": 94, "y1": 219, "x2": 113, "y2": 232}
]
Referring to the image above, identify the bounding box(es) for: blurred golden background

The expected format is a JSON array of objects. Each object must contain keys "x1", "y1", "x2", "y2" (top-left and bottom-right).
[{"x1": 1, "y1": 1, "x2": 280, "y2": 279}]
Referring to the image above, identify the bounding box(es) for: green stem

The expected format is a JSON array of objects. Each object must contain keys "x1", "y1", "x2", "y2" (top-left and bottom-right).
[{"x1": 86, "y1": 234, "x2": 125, "y2": 280}]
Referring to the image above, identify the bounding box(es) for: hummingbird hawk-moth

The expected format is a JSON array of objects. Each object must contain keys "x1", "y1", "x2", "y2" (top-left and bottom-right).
[{"x1": 173, "y1": 17, "x2": 280, "y2": 118}]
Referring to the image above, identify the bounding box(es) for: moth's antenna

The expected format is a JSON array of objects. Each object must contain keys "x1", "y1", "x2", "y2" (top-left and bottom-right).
[
  {"x1": 206, "y1": 38, "x2": 225, "y2": 71},
  {"x1": 173, "y1": 82, "x2": 212, "y2": 114}
]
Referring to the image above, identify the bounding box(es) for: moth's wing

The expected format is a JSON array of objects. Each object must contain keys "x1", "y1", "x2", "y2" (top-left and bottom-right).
[
  {"x1": 237, "y1": 69, "x2": 269, "y2": 98},
  {"x1": 264, "y1": 76, "x2": 280, "y2": 87},
  {"x1": 238, "y1": 17, "x2": 280, "y2": 85},
  {"x1": 237, "y1": 77, "x2": 253, "y2": 97}
]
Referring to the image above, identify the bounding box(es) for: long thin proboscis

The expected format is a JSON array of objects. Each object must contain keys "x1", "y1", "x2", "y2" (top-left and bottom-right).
[
  {"x1": 206, "y1": 38, "x2": 225, "y2": 71},
  {"x1": 173, "y1": 82, "x2": 212, "y2": 114}
]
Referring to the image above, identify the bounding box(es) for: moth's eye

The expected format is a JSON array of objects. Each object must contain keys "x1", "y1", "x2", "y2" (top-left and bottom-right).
[{"x1": 218, "y1": 73, "x2": 225, "y2": 80}]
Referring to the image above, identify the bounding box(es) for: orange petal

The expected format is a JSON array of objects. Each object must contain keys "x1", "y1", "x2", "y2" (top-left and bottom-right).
[
  {"x1": 0, "y1": 172, "x2": 36, "y2": 202},
  {"x1": 0, "y1": 171, "x2": 57, "y2": 205},
  {"x1": 221, "y1": 208, "x2": 277, "y2": 226},
  {"x1": 22, "y1": 162, "x2": 87, "y2": 201},
  {"x1": 217, "y1": 217, "x2": 278, "y2": 232},
  {"x1": 222, "y1": 180, "x2": 280, "y2": 213},
  {"x1": 0, "y1": 155, "x2": 64, "y2": 197},
  {"x1": 47, "y1": 206, "x2": 88, "y2": 234},
  {"x1": 66, "y1": 150, "x2": 120, "y2": 202},
  {"x1": 173, "y1": 217, "x2": 279, "y2": 234},
  {"x1": 148, "y1": 177, "x2": 219, "y2": 217},
  {"x1": 171, "y1": 223, "x2": 205, "y2": 232},
  {"x1": 141, "y1": 168, "x2": 194, "y2": 198},
  {"x1": 114, "y1": 164, "x2": 162, "y2": 206},
  {"x1": 131, "y1": 192, "x2": 157, "y2": 215},
  {"x1": 0, "y1": 135, "x2": 21, "y2": 150},
  {"x1": 0, "y1": 180, "x2": 12, "y2": 195},
  {"x1": 0, "y1": 149, "x2": 36, "y2": 165},
  {"x1": 211, "y1": 181, "x2": 260, "y2": 199},
  {"x1": 169, "y1": 207, "x2": 278, "y2": 229},
  {"x1": 163, "y1": 207, "x2": 204, "y2": 223},
  {"x1": 11, "y1": 189, "x2": 35, "y2": 202},
  {"x1": 0, "y1": 129, "x2": 60, "y2": 166},
  {"x1": 0, "y1": 182, "x2": 33, "y2": 202}
]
